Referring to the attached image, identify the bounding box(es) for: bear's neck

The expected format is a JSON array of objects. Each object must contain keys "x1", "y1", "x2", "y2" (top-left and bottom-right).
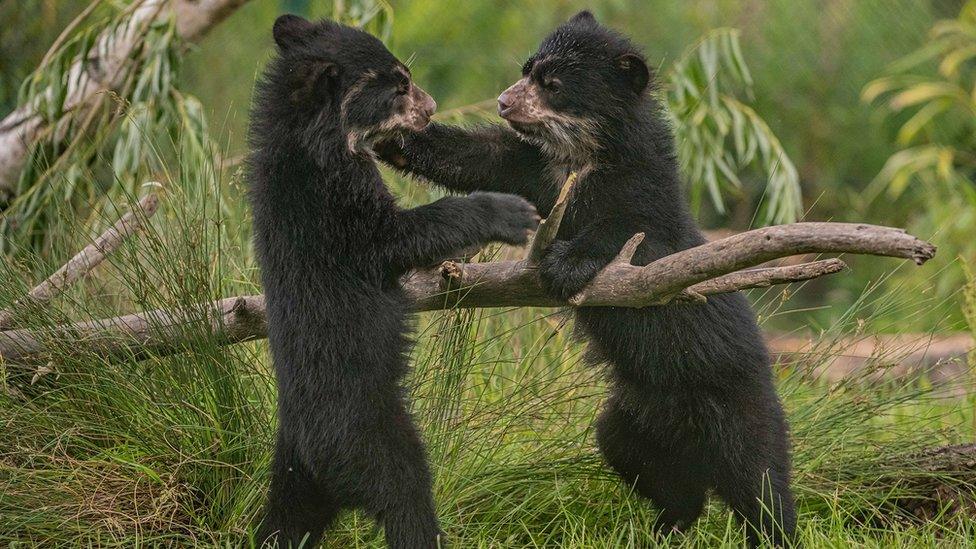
[
  {"x1": 547, "y1": 113, "x2": 679, "y2": 178},
  {"x1": 253, "y1": 116, "x2": 384, "y2": 218}
]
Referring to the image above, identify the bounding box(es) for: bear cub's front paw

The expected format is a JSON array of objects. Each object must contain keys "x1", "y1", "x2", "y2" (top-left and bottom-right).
[
  {"x1": 470, "y1": 192, "x2": 541, "y2": 246},
  {"x1": 537, "y1": 241, "x2": 596, "y2": 301}
]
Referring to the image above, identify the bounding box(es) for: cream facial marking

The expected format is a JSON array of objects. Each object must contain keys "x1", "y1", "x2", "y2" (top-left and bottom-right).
[
  {"x1": 344, "y1": 68, "x2": 436, "y2": 154},
  {"x1": 379, "y1": 82, "x2": 436, "y2": 134},
  {"x1": 339, "y1": 69, "x2": 378, "y2": 127},
  {"x1": 498, "y1": 75, "x2": 601, "y2": 164},
  {"x1": 342, "y1": 70, "x2": 382, "y2": 153}
]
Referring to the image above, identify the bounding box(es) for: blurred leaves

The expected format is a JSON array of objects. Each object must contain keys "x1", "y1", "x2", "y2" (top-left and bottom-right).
[
  {"x1": 666, "y1": 28, "x2": 803, "y2": 225},
  {"x1": 333, "y1": 0, "x2": 394, "y2": 41},
  {"x1": 862, "y1": 0, "x2": 976, "y2": 204}
]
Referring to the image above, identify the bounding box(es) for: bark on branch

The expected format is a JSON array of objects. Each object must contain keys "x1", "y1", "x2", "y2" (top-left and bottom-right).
[
  {"x1": 407, "y1": 222, "x2": 934, "y2": 309},
  {"x1": 173, "y1": 0, "x2": 252, "y2": 42},
  {"x1": 0, "y1": 0, "x2": 250, "y2": 197},
  {"x1": 0, "y1": 222, "x2": 935, "y2": 365}
]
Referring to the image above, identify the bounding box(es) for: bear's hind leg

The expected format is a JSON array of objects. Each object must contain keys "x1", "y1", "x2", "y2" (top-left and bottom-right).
[
  {"x1": 355, "y1": 393, "x2": 444, "y2": 549},
  {"x1": 258, "y1": 435, "x2": 340, "y2": 548},
  {"x1": 596, "y1": 398, "x2": 708, "y2": 536},
  {"x1": 710, "y1": 414, "x2": 796, "y2": 548},
  {"x1": 714, "y1": 462, "x2": 796, "y2": 548}
]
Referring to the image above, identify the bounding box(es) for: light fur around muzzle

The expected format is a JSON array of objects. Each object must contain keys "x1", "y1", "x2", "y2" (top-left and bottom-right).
[
  {"x1": 342, "y1": 73, "x2": 436, "y2": 154},
  {"x1": 499, "y1": 77, "x2": 601, "y2": 163}
]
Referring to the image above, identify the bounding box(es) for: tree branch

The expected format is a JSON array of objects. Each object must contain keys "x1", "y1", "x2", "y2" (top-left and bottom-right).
[
  {"x1": 568, "y1": 222, "x2": 935, "y2": 307},
  {"x1": 173, "y1": 0, "x2": 252, "y2": 42},
  {"x1": 0, "y1": 295, "x2": 266, "y2": 365},
  {"x1": 525, "y1": 172, "x2": 576, "y2": 264},
  {"x1": 0, "y1": 223, "x2": 935, "y2": 365},
  {"x1": 0, "y1": 0, "x2": 251, "y2": 197},
  {"x1": 676, "y1": 258, "x2": 847, "y2": 302},
  {"x1": 0, "y1": 193, "x2": 160, "y2": 330}
]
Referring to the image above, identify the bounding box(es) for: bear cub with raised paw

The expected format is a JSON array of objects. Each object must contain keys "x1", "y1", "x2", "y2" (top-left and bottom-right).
[
  {"x1": 379, "y1": 11, "x2": 797, "y2": 547},
  {"x1": 247, "y1": 14, "x2": 539, "y2": 548}
]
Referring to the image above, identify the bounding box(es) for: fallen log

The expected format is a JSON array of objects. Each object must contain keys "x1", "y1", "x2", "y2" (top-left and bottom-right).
[
  {"x1": 876, "y1": 444, "x2": 976, "y2": 523},
  {"x1": 0, "y1": 222, "x2": 936, "y2": 365}
]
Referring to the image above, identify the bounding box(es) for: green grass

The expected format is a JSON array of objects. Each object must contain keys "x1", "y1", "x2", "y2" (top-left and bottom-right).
[{"x1": 1, "y1": 150, "x2": 974, "y2": 548}]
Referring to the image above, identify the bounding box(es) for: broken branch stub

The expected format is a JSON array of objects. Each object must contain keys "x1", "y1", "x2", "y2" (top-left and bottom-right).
[{"x1": 525, "y1": 172, "x2": 577, "y2": 264}]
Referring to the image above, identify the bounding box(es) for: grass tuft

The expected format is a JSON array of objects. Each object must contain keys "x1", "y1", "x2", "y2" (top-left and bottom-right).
[{"x1": 1, "y1": 149, "x2": 973, "y2": 548}]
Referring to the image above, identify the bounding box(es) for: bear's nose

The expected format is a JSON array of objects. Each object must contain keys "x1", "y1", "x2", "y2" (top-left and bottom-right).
[
  {"x1": 497, "y1": 79, "x2": 526, "y2": 119},
  {"x1": 497, "y1": 91, "x2": 514, "y2": 116},
  {"x1": 423, "y1": 96, "x2": 437, "y2": 117},
  {"x1": 413, "y1": 85, "x2": 437, "y2": 118}
]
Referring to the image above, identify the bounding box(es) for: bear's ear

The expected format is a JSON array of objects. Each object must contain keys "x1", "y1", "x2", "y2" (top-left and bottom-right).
[
  {"x1": 615, "y1": 53, "x2": 649, "y2": 95},
  {"x1": 569, "y1": 10, "x2": 598, "y2": 27},
  {"x1": 289, "y1": 60, "x2": 340, "y2": 103},
  {"x1": 273, "y1": 14, "x2": 314, "y2": 51}
]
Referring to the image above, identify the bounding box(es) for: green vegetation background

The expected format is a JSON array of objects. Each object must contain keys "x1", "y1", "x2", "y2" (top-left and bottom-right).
[
  {"x1": 1, "y1": 0, "x2": 970, "y2": 330},
  {"x1": 2, "y1": 1, "x2": 975, "y2": 548}
]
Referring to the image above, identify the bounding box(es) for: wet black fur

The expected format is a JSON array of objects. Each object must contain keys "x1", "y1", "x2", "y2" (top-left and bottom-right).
[
  {"x1": 247, "y1": 15, "x2": 538, "y2": 548},
  {"x1": 380, "y1": 11, "x2": 796, "y2": 547}
]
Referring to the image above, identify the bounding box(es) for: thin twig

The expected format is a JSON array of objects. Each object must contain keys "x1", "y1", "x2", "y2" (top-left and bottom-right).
[
  {"x1": 0, "y1": 193, "x2": 159, "y2": 330},
  {"x1": 677, "y1": 259, "x2": 847, "y2": 300}
]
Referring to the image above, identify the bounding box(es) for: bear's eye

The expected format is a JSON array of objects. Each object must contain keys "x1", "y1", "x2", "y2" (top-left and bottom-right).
[
  {"x1": 397, "y1": 75, "x2": 410, "y2": 95},
  {"x1": 396, "y1": 79, "x2": 409, "y2": 96},
  {"x1": 542, "y1": 76, "x2": 562, "y2": 94}
]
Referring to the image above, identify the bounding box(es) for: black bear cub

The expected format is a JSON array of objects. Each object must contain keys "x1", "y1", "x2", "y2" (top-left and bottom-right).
[
  {"x1": 379, "y1": 11, "x2": 797, "y2": 547},
  {"x1": 247, "y1": 15, "x2": 539, "y2": 548}
]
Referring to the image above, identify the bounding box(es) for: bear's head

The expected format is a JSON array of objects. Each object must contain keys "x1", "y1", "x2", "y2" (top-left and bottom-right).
[
  {"x1": 270, "y1": 15, "x2": 436, "y2": 155},
  {"x1": 496, "y1": 10, "x2": 652, "y2": 162}
]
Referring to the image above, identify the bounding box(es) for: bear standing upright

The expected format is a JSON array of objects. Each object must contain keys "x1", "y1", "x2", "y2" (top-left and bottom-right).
[
  {"x1": 378, "y1": 11, "x2": 796, "y2": 547},
  {"x1": 247, "y1": 15, "x2": 539, "y2": 548}
]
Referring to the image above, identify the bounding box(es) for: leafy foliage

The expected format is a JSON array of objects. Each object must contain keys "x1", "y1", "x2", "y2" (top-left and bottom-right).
[
  {"x1": 862, "y1": 0, "x2": 976, "y2": 204},
  {"x1": 1, "y1": 1, "x2": 213, "y2": 255},
  {"x1": 0, "y1": 0, "x2": 393, "y2": 256},
  {"x1": 859, "y1": 1, "x2": 976, "y2": 324},
  {"x1": 333, "y1": 0, "x2": 395, "y2": 41},
  {"x1": 666, "y1": 28, "x2": 802, "y2": 225}
]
